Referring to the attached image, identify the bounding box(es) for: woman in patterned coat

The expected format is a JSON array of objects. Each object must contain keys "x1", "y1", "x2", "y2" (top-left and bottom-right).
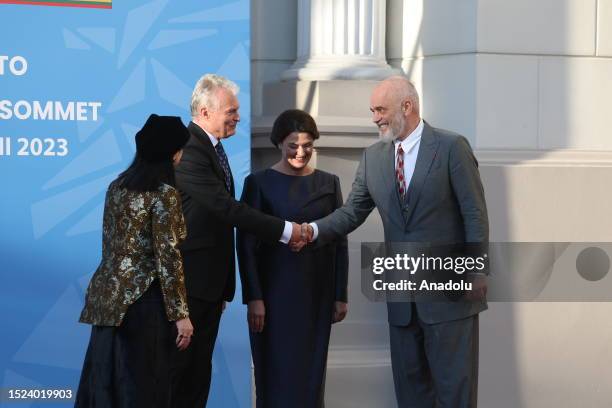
[{"x1": 75, "y1": 114, "x2": 193, "y2": 408}]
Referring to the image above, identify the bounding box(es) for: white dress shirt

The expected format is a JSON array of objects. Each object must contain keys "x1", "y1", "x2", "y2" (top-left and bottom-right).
[
  {"x1": 310, "y1": 119, "x2": 424, "y2": 241},
  {"x1": 204, "y1": 130, "x2": 219, "y2": 148},
  {"x1": 395, "y1": 119, "x2": 424, "y2": 194}
]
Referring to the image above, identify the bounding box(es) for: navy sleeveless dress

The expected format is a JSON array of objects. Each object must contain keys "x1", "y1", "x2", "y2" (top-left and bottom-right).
[{"x1": 237, "y1": 169, "x2": 348, "y2": 408}]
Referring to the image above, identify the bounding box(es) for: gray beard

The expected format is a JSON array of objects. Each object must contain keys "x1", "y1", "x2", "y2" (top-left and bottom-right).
[
  {"x1": 379, "y1": 130, "x2": 396, "y2": 143},
  {"x1": 378, "y1": 113, "x2": 406, "y2": 143}
]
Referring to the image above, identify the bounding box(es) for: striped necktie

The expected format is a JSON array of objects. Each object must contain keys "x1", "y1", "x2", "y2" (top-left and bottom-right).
[
  {"x1": 396, "y1": 143, "x2": 406, "y2": 200},
  {"x1": 214, "y1": 142, "x2": 232, "y2": 192}
]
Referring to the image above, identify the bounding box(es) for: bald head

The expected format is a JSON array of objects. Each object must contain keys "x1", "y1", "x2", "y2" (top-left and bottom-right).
[
  {"x1": 376, "y1": 76, "x2": 420, "y2": 114},
  {"x1": 370, "y1": 76, "x2": 421, "y2": 141}
]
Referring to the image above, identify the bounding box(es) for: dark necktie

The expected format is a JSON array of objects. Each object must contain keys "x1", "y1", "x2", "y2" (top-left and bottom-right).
[
  {"x1": 214, "y1": 141, "x2": 232, "y2": 192},
  {"x1": 396, "y1": 144, "x2": 406, "y2": 200}
]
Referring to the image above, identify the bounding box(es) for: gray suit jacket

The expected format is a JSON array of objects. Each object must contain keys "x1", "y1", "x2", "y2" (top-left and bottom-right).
[{"x1": 316, "y1": 121, "x2": 488, "y2": 325}]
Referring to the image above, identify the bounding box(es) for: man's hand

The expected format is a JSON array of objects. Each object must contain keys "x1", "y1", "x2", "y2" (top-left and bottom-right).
[
  {"x1": 464, "y1": 275, "x2": 487, "y2": 302},
  {"x1": 332, "y1": 301, "x2": 348, "y2": 323},
  {"x1": 301, "y1": 223, "x2": 314, "y2": 242},
  {"x1": 247, "y1": 300, "x2": 265, "y2": 333},
  {"x1": 288, "y1": 222, "x2": 313, "y2": 252}
]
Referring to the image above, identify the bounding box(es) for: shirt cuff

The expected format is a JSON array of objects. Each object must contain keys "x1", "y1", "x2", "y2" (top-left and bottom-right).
[
  {"x1": 310, "y1": 222, "x2": 319, "y2": 241},
  {"x1": 279, "y1": 221, "x2": 292, "y2": 244}
]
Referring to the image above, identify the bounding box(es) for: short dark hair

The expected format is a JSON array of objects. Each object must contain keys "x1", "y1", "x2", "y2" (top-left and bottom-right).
[{"x1": 270, "y1": 109, "x2": 319, "y2": 147}]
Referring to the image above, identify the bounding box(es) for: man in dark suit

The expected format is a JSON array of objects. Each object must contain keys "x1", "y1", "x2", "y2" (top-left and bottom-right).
[
  {"x1": 303, "y1": 76, "x2": 489, "y2": 407},
  {"x1": 171, "y1": 74, "x2": 306, "y2": 407}
]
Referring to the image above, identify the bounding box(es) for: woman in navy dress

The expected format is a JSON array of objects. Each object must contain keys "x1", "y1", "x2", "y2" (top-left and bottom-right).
[{"x1": 237, "y1": 109, "x2": 349, "y2": 408}]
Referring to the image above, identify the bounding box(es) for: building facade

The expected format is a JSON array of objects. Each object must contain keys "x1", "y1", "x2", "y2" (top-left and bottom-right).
[{"x1": 251, "y1": 1, "x2": 612, "y2": 406}]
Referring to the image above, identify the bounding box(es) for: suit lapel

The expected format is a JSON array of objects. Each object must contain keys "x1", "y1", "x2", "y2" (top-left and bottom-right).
[
  {"x1": 379, "y1": 141, "x2": 406, "y2": 229},
  {"x1": 403, "y1": 122, "x2": 439, "y2": 224},
  {"x1": 189, "y1": 122, "x2": 234, "y2": 194}
]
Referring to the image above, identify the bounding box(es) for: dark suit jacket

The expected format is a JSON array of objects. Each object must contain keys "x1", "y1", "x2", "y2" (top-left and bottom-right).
[
  {"x1": 175, "y1": 122, "x2": 285, "y2": 302},
  {"x1": 316, "y1": 121, "x2": 489, "y2": 325}
]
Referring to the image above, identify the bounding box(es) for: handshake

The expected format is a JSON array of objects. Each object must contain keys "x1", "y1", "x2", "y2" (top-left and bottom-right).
[{"x1": 288, "y1": 222, "x2": 314, "y2": 252}]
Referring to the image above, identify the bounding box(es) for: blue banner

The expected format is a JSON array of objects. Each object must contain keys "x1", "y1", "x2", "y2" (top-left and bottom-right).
[{"x1": 0, "y1": 1, "x2": 251, "y2": 406}]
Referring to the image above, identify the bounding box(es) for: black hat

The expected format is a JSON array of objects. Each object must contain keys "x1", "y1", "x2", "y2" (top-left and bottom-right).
[{"x1": 135, "y1": 114, "x2": 190, "y2": 162}]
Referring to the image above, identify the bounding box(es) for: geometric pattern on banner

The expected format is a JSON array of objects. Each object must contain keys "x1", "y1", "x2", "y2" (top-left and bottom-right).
[
  {"x1": 3, "y1": 1, "x2": 251, "y2": 406},
  {"x1": 218, "y1": 42, "x2": 250, "y2": 81},
  {"x1": 150, "y1": 58, "x2": 193, "y2": 110},
  {"x1": 169, "y1": 0, "x2": 248, "y2": 23},
  {"x1": 107, "y1": 58, "x2": 147, "y2": 112},
  {"x1": 117, "y1": 0, "x2": 169, "y2": 68},
  {"x1": 31, "y1": 174, "x2": 115, "y2": 239},
  {"x1": 43, "y1": 130, "x2": 122, "y2": 190},
  {"x1": 120, "y1": 123, "x2": 140, "y2": 152},
  {"x1": 62, "y1": 28, "x2": 91, "y2": 50},
  {"x1": 66, "y1": 201, "x2": 105, "y2": 236},
  {"x1": 76, "y1": 28, "x2": 116, "y2": 52},
  {"x1": 13, "y1": 285, "x2": 90, "y2": 371},
  {"x1": 148, "y1": 29, "x2": 218, "y2": 50},
  {"x1": 77, "y1": 117, "x2": 105, "y2": 142}
]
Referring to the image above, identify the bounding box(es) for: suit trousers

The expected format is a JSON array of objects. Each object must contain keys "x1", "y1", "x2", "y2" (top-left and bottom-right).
[
  {"x1": 171, "y1": 296, "x2": 223, "y2": 408},
  {"x1": 389, "y1": 303, "x2": 479, "y2": 408}
]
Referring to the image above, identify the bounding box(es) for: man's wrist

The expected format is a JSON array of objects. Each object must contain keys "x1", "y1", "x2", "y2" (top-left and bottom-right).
[
  {"x1": 279, "y1": 221, "x2": 292, "y2": 244},
  {"x1": 309, "y1": 222, "x2": 319, "y2": 241}
]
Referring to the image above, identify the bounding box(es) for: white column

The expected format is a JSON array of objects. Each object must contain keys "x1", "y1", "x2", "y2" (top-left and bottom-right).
[{"x1": 282, "y1": 0, "x2": 399, "y2": 80}]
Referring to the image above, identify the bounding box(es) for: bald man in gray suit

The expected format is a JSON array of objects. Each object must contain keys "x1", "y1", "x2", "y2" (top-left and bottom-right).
[{"x1": 303, "y1": 76, "x2": 488, "y2": 407}]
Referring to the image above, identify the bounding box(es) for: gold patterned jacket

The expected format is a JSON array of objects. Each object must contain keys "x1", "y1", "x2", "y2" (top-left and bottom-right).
[{"x1": 79, "y1": 180, "x2": 189, "y2": 326}]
